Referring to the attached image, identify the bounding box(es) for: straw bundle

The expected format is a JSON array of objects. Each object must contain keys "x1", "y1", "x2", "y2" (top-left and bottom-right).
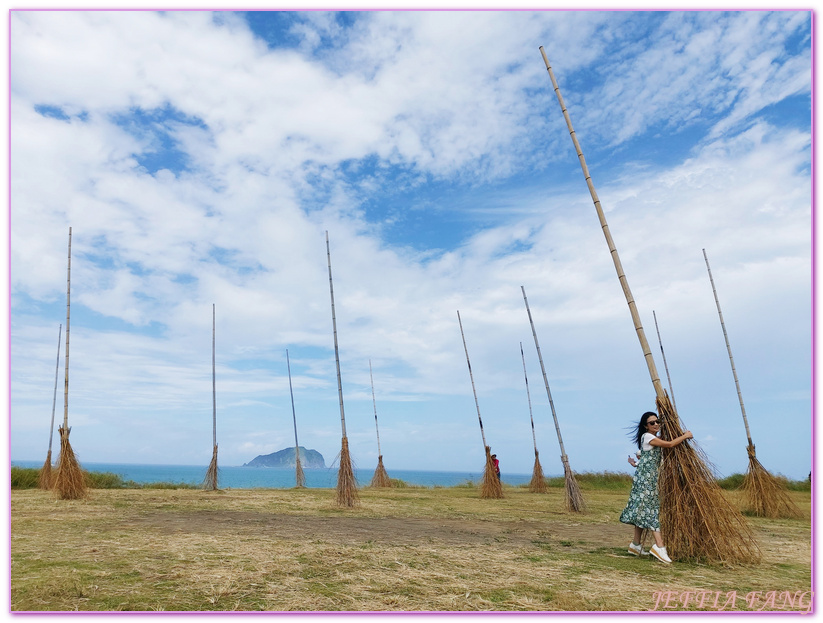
[
  {"x1": 528, "y1": 450, "x2": 548, "y2": 493},
  {"x1": 703, "y1": 249, "x2": 799, "y2": 519},
  {"x1": 657, "y1": 394, "x2": 760, "y2": 563},
  {"x1": 742, "y1": 445, "x2": 801, "y2": 519},
  {"x1": 286, "y1": 350, "x2": 306, "y2": 488},
  {"x1": 480, "y1": 446, "x2": 504, "y2": 499},
  {"x1": 38, "y1": 452, "x2": 53, "y2": 490},
  {"x1": 539, "y1": 48, "x2": 759, "y2": 560},
  {"x1": 203, "y1": 445, "x2": 219, "y2": 491},
  {"x1": 370, "y1": 455, "x2": 392, "y2": 488},
  {"x1": 562, "y1": 456, "x2": 585, "y2": 512},
  {"x1": 336, "y1": 436, "x2": 359, "y2": 507},
  {"x1": 52, "y1": 426, "x2": 87, "y2": 500},
  {"x1": 294, "y1": 449, "x2": 306, "y2": 489},
  {"x1": 326, "y1": 232, "x2": 358, "y2": 507}
]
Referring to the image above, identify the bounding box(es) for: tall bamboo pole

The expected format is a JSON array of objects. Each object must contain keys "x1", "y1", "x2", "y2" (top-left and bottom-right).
[
  {"x1": 53, "y1": 227, "x2": 86, "y2": 499},
  {"x1": 521, "y1": 341, "x2": 547, "y2": 493},
  {"x1": 38, "y1": 324, "x2": 62, "y2": 489},
  {"x1": 286, "y1": 349, "x2": 306, "y2": 488},
  {"x1": 521, "y1": 286, "x2": 583, "y2": 510},
  {"x1": 203, "y1": 304, "x2": 219, "y2": 490},
  {"x1": 652, "y1": 311, "x2": 678, "y2": 412},
  {"x1": 539, "y1": 48, "x2": 759, "y2": 561},
  {"x1": 368, "y1": 359, "x2": 391, "y2": 487},
  {"x1": 457, "y1": 310, "x2": 503, "y2": 499},
  {"x1": 703, "y1": 249, "x2": 799, "y2": 518},
  {"x1": 326, "y1": 231, "x2": 358, "y2": 507}
]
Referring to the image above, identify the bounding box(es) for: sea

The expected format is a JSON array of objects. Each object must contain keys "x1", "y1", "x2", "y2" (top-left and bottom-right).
[{"x1": 11, "y1": 460, "x2": 536, "y2": 489}]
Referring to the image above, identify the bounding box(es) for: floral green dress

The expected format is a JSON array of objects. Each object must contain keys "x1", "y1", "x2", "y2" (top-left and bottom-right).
[{"x1": 619, "y1": 436, "x2": 661, "y2": 531}]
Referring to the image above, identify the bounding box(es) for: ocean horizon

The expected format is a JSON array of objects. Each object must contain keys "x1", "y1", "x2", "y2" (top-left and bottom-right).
[{"x1": 11, "y1": 460, "x2": 542, "y2": 489}]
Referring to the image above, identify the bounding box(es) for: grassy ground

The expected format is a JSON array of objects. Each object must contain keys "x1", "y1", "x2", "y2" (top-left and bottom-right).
[{"x1": 11, "y1": 485, "x2": 811, "y2": 612}]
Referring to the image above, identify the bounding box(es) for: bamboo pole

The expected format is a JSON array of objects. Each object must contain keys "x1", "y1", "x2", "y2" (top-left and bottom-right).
[
  {"x1": 38, "y1": 324, "x2": 62, "y2": 489},
  {"x1": 326, "y1": 231, "x2": 358, "y2": 507},
  {"x1": 521, "y1": 286, "x2": 583, "y2": 510},
  {"x1": 53, "y1": 227, "x2": 86, "y2": 499},
  {"x1": 203, "y1": 304, "x2": 218, "y2": 490},
  {"x1": 652, "y1": 311, "x2": 678, "y2": 412},
  {"x1": 368, "y1": 359, "x2": 391, "y2": 487},
  {"x1": 539, "y1": 48, "x2": 760, "y2": 561},
  {"x1": 457, "y1": 310, "x2": 503, "y2": 499},
  {"x1": 703, "y1": 249, "x2": 799, "y2": 518},
  {"x1": 286, "y1": 349, "x2": 305, "y2": 488},
  {"x1": 520, "y1": 341, "x2": 547, "y2": 493}
]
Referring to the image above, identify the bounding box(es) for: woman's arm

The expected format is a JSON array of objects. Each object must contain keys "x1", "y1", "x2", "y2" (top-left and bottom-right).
[{"x1": 649, "y1": 431, "x2": 693, "y2": 448}]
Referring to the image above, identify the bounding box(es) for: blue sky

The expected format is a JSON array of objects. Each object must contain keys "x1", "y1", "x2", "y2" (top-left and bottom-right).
[{"x1": 9, "y1": 10, "x2": 812, "y2": 479}]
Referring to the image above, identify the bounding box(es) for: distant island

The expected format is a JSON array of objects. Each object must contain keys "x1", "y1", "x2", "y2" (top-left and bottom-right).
[{"x1": 243, "y1": 446, "x2": 325, "y2": 469}]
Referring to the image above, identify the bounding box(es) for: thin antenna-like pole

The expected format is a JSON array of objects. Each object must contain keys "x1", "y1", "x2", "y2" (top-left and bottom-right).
[
  {"x1": 520, "y1": 342, "x2": 539, "y2": 456},
  {"x1": 212, "y1": 304, "x2": 217, "y2": 448},
  {"x1": 326, "y1": 231, "x2": 347, "y2": 438},
  {"x1": 539, "y1": 47, "x2": 663, "y2": 398},
  {"x1": 703, "y1": 249, "x2": 752, "y2": 446},
  {"x1": 369, "y1": 359, "x2": 382, "y2": 457},
  {"x1": 652, "y1": 311, "x2": 678, "y2": 412},
  {"x1": 48, "y1": 324, "x2": 62, "y2": 456},
  {"x1": 286, "y1": 349, "x2": 305, "y2": 488},
  {"x1": 457, "y1": 310, "x2": 487, "y2": 449},
  {"x1": 63, "y1": 228, "x2": 71, "y2": 431}
]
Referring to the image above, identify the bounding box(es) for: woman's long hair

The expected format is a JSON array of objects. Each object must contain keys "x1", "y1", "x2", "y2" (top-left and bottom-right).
[{"x1": 632, "y1": 411, "x2": 658, "y2": 450}]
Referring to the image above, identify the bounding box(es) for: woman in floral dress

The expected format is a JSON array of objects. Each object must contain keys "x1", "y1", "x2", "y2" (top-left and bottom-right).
[{"x1": 620, "y1": 411, "x2": 692, "y2": 564}]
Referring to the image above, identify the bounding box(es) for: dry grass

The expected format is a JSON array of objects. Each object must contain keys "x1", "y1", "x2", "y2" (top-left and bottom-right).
[
  {"x1": 10, "y1": 485, "x2": 810, "y2": 612},
  {"x1": 37, "y1": 453, "x2": 53, "y2": 491},
  {"x1": 202, "y1": 446, "x2": 218, "y2": 491},
  {"x1": 528, "y1": 452, "x2": 547, "y2": 494},
  {"x1": 52, "y1": 427, "x2": 87, "y2": 500},
  {"x1": 742, "y1": 449, "x2": 801, "y2": 519},
  {"x1": 336, "y1": 436, "x2": 359, "y2": 507},
  {"x1": 657, "y1": 395, "x2": 760, "y2": 565},
  {"x1": 480, "y1": 446, "x2": 503, "y2": 499},
  {"x1": 369, "y1": 456, "x2": 392, "y2": 488}
]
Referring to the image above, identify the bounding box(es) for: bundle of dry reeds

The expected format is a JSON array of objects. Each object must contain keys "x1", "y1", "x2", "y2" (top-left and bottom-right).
[
  {"x1": 562, "y1": 456, "x2": 585, "y2": 512},
  {"x1": 52, "y1": 426, "x2": 87, "y2": 499},
  {"x1": 203, "y1": 445, "x2": 219, "y2": 491},
  {"x1": 539, "y1": 48, "x2": 759, "y2": 560},
  {"x1": 742, "y1": 445, "x2": 801, "y2": 519},
  {"x1": 657, "y1": 394, "x2": 760, "y2": 563},
  {"x1": 370, "y1": 455, "x2": 392, "y2": 488},
  {"x1": 480, "y1": 446, "x2": 504, "y2": 499},
  {"x1": 294, "y1": 449, "x2": 306, "y2": 489},
  {"x1": 336, "y1": 436, "x2": 359, "y2": 507},
  {"x1": 286, "y1": 350, "x2": 306, "y2": 488},
  {"x1": 529, "y1": 450, "x2": 548, "y2": 494},
  {"x1": 38, "y1": 452, "x2": 53, "y2": 490}
]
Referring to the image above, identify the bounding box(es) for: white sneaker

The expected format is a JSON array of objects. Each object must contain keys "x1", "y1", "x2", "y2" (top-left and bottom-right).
[
  {"x1": 640, "y1": 547, "x2": 650, "y2": 557},
  {"x1": 650, "y1": 544, "x2": 672, "y2": 564},
  {"x1": 628, "y1": 542, "x2": 642, "y2": 556}
]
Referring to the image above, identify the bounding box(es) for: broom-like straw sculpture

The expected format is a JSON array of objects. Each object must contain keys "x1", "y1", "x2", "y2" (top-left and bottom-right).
[
  {"x1": 38, "y1": 324, "x2": 62, "y2": 490},
  {"x1": 202, "y1": 304, "x2": 219, "y2": 490},
  {"x1": 521, "y1": 287, "x2": 584, "y2": 511},
  {"x1": 703, "y1": 249, "x2": 799, "y2": 519},
  {"x1": 520, "y1": 342, "x2": 547, "y2": 493},
  {"x1": 326, "y1": 231, "x2": 358, "y2": 507},
  {"x1": 653, "y1": 311, "x2": 678, "y2": 412},
  {"x1": 368, "y1": 359, "x2": 392, "y2": 488},
  {"x1": 540, "y1": 47, "x2": 759, "y2": 562},
  {"x1": 53, "y1": 227, "x2": 87, "y2": 500},
  {"x1": 286, "y1": 349, "x2": 306, "y2": 488},
  {"x1": 457, "y1": 310, "x2": 503, "y2": 499}
]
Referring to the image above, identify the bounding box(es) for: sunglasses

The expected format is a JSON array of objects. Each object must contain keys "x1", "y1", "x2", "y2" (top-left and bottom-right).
[{"x1": 647, "y1": 420, "x2": 660, "y2": 425}]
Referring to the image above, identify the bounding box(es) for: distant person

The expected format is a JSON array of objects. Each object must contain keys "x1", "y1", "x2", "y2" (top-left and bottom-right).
[
  {"x1": 491, "y1": 454, "x2": 500, "y2": 480},
  {"x1": 619, "y1": 411, "x2": 692, "y2": 565}
]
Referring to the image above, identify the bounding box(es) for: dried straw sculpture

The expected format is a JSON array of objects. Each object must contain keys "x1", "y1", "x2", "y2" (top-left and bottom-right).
[
  {"x1": 53, "y1": 228, "x2": 87, "y2": 500},
  {"x1": 368, "y1": 360, "x2": 392, "y2": 488},
  {"x1": 203, "y1": 304, "x2": 219, "y2": 491},
  {"x1": 326, "y1": 231, "x2": 359, "y2": 507},
  {"x1": 540, "y1": 47, "x2": 759, "y2": 562},
  {"x1": 39, "y1": 324, "x2": 62, "y2": 490},
  {"x1": 521, "y1": 287, "x2": 584, "y2": 511},
  {"x1": 520, "y1": 342, "x2": 547, "y2": 493},
  {"x1": 286, "y1": 350, "x2": 306, "y2": 488},
  {"x1": 703, "y1": 249, "x2": 800, "y2": 519},
  {"x1": 457, "y1": 310, "x2": 503, "y2": 499}
]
